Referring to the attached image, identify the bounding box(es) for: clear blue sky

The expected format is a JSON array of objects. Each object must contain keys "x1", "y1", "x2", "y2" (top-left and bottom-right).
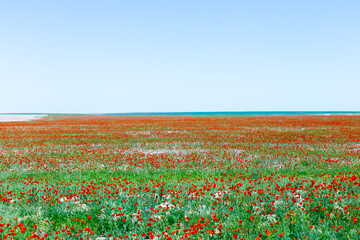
[{"x1": 1, "y1": 1, "x2": 359, "y2": 113}]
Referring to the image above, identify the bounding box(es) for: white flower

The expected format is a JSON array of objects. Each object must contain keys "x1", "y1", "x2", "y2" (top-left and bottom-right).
[
  {"x1": 157, "y1": 202, "x2": 174, "y2": 209},
  {"x1": 214, "y1": 191, "x2": 222, "y2": 198}
]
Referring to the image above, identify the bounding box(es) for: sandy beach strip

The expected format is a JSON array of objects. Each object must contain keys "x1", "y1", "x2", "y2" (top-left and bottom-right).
[{"x1": 0, "y1": 114, "x2": 47, "y2": 122}]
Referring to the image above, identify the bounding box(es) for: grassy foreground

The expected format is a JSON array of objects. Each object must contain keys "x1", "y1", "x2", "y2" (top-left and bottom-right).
[{"x1": 0, "y1": 115, "x2": 359, "y2": 239}]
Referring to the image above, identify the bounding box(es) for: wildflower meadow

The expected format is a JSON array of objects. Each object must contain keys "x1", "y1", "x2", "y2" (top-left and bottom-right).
[{"x1": 0, "y1": 115, "x2": 359, "y2": 240}]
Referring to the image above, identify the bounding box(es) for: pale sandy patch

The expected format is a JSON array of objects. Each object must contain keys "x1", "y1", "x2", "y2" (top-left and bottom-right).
[{"x1": 0, "y1": 115, "x2": 47, "y2": 122}]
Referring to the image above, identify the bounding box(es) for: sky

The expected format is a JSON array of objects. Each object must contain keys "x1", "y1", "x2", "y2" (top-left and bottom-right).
[{"x1": 1, "y1": 1, "x2": 359, "y2": 113}]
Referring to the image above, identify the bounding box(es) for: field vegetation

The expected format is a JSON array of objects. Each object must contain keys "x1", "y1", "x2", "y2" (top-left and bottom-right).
[{"x1": 0, "y1": 115, "x2": 359, "y2": 239}]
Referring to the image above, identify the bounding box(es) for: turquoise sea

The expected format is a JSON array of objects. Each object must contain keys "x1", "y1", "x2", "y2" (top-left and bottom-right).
[
  {"x1": 1, "y1": 111, "x2": 360, "y2": 116},
  {"x1": 105, "y1": 111, "x2": 360, "y2": 116}
]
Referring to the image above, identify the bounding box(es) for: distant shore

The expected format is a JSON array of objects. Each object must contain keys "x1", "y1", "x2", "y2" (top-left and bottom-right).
[
  {"x1": 4, "y1": 111, "x2": 360, "y2": 115},
  {"x1": 1, "y1": 112, "x2": 360, "y2": 122}
]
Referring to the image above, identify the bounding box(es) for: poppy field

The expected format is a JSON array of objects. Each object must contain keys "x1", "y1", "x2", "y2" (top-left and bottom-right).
[{"x1": 0, "y1": 115, "x2": 359, "y2": 240}]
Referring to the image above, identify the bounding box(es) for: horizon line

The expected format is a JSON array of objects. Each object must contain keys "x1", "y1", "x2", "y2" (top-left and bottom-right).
[{"x1": 1, "y1": 111, "x2": 360, "y2": 116}]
